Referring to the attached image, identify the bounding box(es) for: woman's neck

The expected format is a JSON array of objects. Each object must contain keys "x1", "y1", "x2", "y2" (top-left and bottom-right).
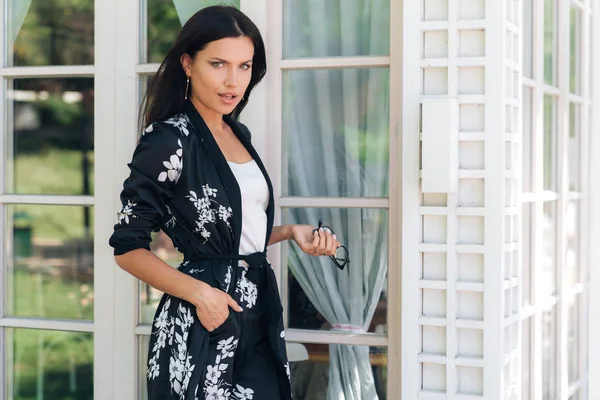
[{"x1": 190, "y1": 97, "x2": 227, "y2": 134}]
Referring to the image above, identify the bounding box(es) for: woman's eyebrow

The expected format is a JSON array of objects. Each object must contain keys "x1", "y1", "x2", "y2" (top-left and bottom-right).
[{"x1": 210, "y1": 57, "x2": 253, "y2": 64}]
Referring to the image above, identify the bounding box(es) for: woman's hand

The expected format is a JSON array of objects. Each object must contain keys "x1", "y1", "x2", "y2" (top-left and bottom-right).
[
  {"x1": 290, "y1": 224, "x2": 341, "y2": 257},
  {"x1": 193, "y1": 282, "x2": 242, "y2": 332}
]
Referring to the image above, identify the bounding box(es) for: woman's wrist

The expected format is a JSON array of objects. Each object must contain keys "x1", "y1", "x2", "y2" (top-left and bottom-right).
[{"x1": 187, "y1": 279, "x2": 210, "y2": 308}]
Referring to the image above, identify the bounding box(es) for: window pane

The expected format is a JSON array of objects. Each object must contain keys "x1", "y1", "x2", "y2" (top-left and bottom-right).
[
  {"x1": 522, "y1": 87, "x2": 533, "y2": 193},
  {"x1": 283, "y1": 208, "x2": 388, "y2": 334},
  {"x1": 283, "y1": 0, "x2": 390, "y2": 58},
  {"x1": 543, "y1": 95, "x2": 557, "y2": 192},
  {"x1": 541, "y1": 201, "x2": 557, "y2": 298},
  {"x1": 5, "y1": 205, "x2": 94, "y2": 319},
  {"x1": 5, "y1": 328, "x2": 93, "y2": 399},
  {"x1": 145, "y1": 0, "x2": 240, "y2": 64},
  {"x1": 139, "y1": 231, "x2": 183, "y2": 324},
  {"x1": 8, "y1": 78, "x2": 95, "y2": 195},
  {"x1": 568, "y1": 296, "x2": 580, "y2": 384},
  {"x1": 542, "y1": 307, "x2": 557, "y2": 400},
  {"x1": 283, "y1": 68, "x2": 390, "y2": 197},
  {"x1": 566, "y1": 201, "x2": 580, "y2": 286},
  {"x1": 570, "y1": 7, "x2": 582, "y2": 94},
  {"x1": 7, "y1": 0, "x2": 94, "y2": 67},
  {"x1": 568, "y1": 103, "x2": 581, "y2": 192},
  {"x1": 544, "y1": 0, "x2": 557, "y2": 85},
  {"x1": 289, "y1": 344, "x2": 387, "y2": 399},
  {"x1": 523, "y1": 0, "x2": 534, "y2": 77}
]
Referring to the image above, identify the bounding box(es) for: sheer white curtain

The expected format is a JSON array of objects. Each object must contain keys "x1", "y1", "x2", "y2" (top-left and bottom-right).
[{"x1": 283, "y1": 0, "x2": 390, "y2": 398}]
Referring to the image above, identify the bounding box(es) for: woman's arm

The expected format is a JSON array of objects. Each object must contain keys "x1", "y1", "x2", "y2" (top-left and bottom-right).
[
  {"x1": 115, "y1": 249, "x2": 209, "y2": 306},
  {"x1": 268, "y1": 225, "x2": 293, "y2": 246}
]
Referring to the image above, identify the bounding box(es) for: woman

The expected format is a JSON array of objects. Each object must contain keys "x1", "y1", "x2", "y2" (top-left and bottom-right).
[{"x1": 109, "y1": 5, "x2": 340, "y2": 400}]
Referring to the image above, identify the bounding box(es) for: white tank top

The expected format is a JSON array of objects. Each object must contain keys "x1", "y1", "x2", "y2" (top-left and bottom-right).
[{"x1": 227, "y1": 160, "x2": 269, "y2": 265}]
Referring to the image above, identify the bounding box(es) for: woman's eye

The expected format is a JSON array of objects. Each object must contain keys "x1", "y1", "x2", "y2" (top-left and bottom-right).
[
  {"x1": 241, "y1": 64, "x2": 251, "y2": 70},
  {"x1": 211, "y1": 62, "x2": 223, "y2": 68}
]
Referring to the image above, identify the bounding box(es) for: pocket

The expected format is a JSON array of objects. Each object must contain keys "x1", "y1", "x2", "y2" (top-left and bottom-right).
[{"x1": 208, "y1": 309, "x2": 235, "y2": 337}]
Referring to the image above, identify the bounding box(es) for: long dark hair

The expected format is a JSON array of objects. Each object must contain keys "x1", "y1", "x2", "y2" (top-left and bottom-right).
[{"x1": 140, "y1": 5, "x2": 267, "y2": 130}]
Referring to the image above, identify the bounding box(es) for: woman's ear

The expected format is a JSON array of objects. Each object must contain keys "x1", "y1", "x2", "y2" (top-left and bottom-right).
[{"x1": 180, "y1": 53, "x2": 192, "y2": 76}]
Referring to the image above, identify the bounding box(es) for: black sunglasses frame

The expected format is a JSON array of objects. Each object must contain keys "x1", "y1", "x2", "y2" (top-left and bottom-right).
[{"x1": 312, "y1": 220, "x2": 350, "y2": 271}]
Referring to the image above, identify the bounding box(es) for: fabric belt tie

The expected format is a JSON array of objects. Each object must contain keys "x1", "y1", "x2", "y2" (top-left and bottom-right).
[{"x1": 184, "y1": 251, "x2": 283, "y2": 322}]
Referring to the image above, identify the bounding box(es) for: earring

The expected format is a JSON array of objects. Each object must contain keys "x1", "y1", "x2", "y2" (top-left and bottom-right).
[{"x1": 184, "y1": 76, "x2": 190, "y2": 100}]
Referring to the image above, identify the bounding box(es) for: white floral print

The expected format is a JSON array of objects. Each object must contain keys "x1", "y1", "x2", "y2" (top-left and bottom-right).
[
  {"x1": 284, "y1": 362, "x2": 291, "y2": 382},
  {"x1": 203, "y1": 335, "x2": 239, "y2": 400},
  {"x1": 223, "y1": 266, "x2": 232, "y2": 293},
  {"x1": 235, "y1": 271, "x2": 257, "y2": 309},
  {"x1": 187, "y1": 185, "x2": 233, "y2": 243},
  {"x1": 148, "y1": 297, "x2": 173, "y2": 380},
  {"x1": 117, "y1": 200, "x2": 137, "y2": 224},
  {"x1": 165, "y1": 114, "x2": 191, "y2": 136},
  {"x1": 158, "y1": 139, "x2": 183, "y2": 184},
  {"x1": 168, "y1": 303, "x2": 196, "y2": 398},
  {"x1": 233, "y1": 384, "x2": 255, "y2": 400}
]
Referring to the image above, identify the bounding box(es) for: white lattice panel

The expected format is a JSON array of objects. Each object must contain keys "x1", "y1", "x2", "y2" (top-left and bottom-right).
[{"x1": 402, "y1": 0, "x2": 522, "y2": 398}]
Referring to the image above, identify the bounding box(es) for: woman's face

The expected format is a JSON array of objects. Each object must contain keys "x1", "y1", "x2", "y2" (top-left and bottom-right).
[{"x1": 181, "y1": 36, "x2": 254, "y2": 116}]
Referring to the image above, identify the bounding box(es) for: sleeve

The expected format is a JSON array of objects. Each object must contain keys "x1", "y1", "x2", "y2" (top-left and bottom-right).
[{"x1": 108, "y1": 124, "x2": 183, "y2": 255}]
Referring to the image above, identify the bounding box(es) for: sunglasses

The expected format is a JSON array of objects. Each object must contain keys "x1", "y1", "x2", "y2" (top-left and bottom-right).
[{"x1": 313, "y1": 219, "x2": 350, "y2": 271}]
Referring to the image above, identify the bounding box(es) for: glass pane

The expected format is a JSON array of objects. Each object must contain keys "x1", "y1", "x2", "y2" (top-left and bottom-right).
[
  {"x1": 523, "y1": 87, "x2": 533, "y2": 193},
  {"x1": 523, "y1": 0, "x2": 534, "y2": 77},
  {"x1": 139, "y1": 335, "x2": 150, "y2": 400},
  {"x1": 5, "y1": 205, "x2": 94, "y2": 319},
  {"x1": 145, "y1": 0, "x2": 240, "y2": 64},
  {"x1": 5, "y1": 328, "x2": 93, "y2": 399},
  {"x1": 7, "y1": 0, "x2": 94, "y2": 67},
  {"x1": 570, "y1": 7, "x2": 582, "y2": 94},
  {"x1": 541, "y1": 202, "x2": 557, "y2": 298},
  {"x1": 283, "y1": 0, "x2": 390, "y2": 58},
  {"x1": 543, "y1": 95, "x2": 557, "y2": 192},
  {"x1": 283, "y1": 208, "x2": 388, "y2": 334},
  {"x1": 542, "y1": 307, "x2": 557, "y2": 400},
  {"x1": 566, "y1": 201, "x2": 580, "y2": 286},
  {"x1": 8, "y1": 78, "x2": 95, "y2": 195},
  {"x1": 544, "y1": 0, "x2": 557, "y2": 85},
  {"x1": 568, "y1": 296, "x2": 579, "y2": 384},
  {"x1": 522, "y1": 203, "x2": 532, "y2": 306},
  {"x1": 283, "y1": 68, "x2": 390, "y2": 197},
  {"x1": 289, "y1": 344, "x2": 387, "y2": 399},
  {"x1": 522, "y1": 316, "x2": 532, "y2": 400},
  {"x1": 568, "y1": 103, "x2": 581, "y2": 192},
  {"x1": 139, "y1": 231, "x2": 183, "y2": 324}
]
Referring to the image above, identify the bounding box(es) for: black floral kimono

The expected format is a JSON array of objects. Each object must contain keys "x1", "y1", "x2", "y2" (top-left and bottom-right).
[{"x1": 109, "y1": 102, "x2": 291, "y2": 400}]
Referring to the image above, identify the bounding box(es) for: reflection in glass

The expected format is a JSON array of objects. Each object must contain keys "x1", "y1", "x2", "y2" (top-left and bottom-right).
[
  {"x1": 522, "y1": 87, "x2": 533, "y2": 193},
  {"x1": 9, "y1": 78, "x2": 95, "y2": 195},
  {"x1": 544, "y1": 0, "x2": 557, "y2": 85},
  {"x1": 523, "y1": 0, "x2": 534, "y2": 77},
  {"x1": 8, "y1": 0, "x2": 94, "y2": 66},
  {"x1": 283, "y1": 0, "x2": 390, "y2": 58},
  {"x1": 6, "y1": 328, "x2": 93, "y2": 399},
  {"x1": 542, "y1": 307, "x2": 557, "y2": 400},
  {"x1": 5, "y1": 205, "x2": 94, "y2": 320},
  {"x1": 283, "y1": 68, "x2": 389, "y2": 197},
  {"x1": 283, "y1": 208, "x2": 388, "y2": 333},
  {"x1": 569, "y1": 103, "x2": 581, "y2": 192},
  {"x1": 566, "y1": 202, "x2": 580, "y2": 286},
  {"x1": 145, "y1": 0, "x2": 240, "y2": 64},
  {"x1": 289, "y1": 344, "x2": 387, "y2": 399},
  {"x1": 139, "y1": 231, "x2": 183, "y2": 324},
  {"x1": 568, "y1": 297, "x2": 579, "y2": 384},
  {"x1": 570, "y1": 7, "x2": 581, "y2": 94},
  {"x1": 543, "y1": 95, "x2": 557, "y2": 192},
  {"x1": 542, "y1": 202, "x2": 556, "y2": 298}
]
